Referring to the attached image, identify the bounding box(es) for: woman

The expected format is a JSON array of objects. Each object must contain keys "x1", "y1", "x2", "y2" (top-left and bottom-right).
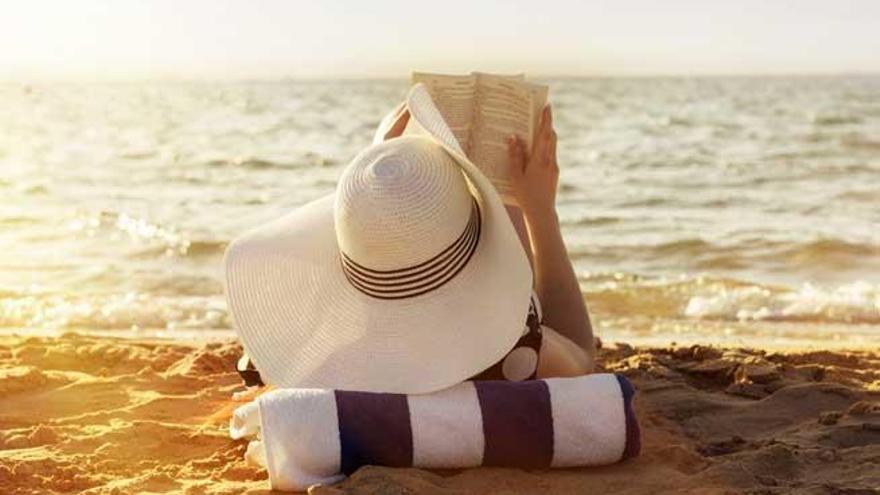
[{"x1": 225, "y1": 84, "x2": 594, "y2": 394}]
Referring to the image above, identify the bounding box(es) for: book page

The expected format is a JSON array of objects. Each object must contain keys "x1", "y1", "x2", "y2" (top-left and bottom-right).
[
  {"x1": 469, "y1": 73, "x2": 547, "y2": 199},
  {"x1": 411, "y1": 72, "x2": 476, "y2": 153}
]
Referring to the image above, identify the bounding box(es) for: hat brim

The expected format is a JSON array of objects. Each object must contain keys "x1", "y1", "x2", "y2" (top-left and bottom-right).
[{"x1": 224, "y1": 84, "x2": 533, "y2": 394}]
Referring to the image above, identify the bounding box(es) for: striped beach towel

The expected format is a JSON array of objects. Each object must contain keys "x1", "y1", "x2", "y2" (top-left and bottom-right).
[{"x1": 231, "y1": 373, "x2": 640, "y2": 492}]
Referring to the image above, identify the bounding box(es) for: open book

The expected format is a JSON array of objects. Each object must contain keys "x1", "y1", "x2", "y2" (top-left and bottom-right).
[{"x1": 411, "y1": 72, "x2": 549, "y2": 203}]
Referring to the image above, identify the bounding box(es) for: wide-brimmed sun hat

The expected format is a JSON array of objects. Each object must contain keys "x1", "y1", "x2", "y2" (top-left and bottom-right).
[{"x1": 223, "y1": 84, "x2": 533, "y2": 394}]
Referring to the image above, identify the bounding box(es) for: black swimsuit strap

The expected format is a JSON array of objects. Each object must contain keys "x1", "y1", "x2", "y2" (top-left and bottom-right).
[{"x1": 468, "y1": 294, "x2": 543, "y2": 382}]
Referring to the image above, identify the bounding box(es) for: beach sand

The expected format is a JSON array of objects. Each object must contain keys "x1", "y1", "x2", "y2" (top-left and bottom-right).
[{"x1": 1, "y1": 333, "x2": 877, "y2": 494}]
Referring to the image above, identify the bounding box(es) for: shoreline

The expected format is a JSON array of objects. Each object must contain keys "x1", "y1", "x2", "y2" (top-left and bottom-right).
[
  {"x1": 1, "y1": 325, "x2": 877, "y2": 352},
  {"x1": 1, "y1": 333, "x2": 877, "y2": 494}
]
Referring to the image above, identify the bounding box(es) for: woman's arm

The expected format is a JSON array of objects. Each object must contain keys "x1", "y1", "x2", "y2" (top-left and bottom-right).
[
  {"x1": 508, "y1": 105, "x2": 596, "y2": 368},
  {"x1": 538, "y1": 326, "x2": 594, "y2": 377}
]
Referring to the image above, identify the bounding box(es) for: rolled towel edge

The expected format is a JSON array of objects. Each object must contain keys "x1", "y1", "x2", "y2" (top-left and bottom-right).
[{"x1": 615, "y1": 374, "x2": 641, "y2": 461}]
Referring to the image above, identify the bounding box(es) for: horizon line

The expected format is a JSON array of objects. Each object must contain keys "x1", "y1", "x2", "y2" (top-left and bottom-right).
[{"x1": 2, "y1": 70, "x2": 879, "y2": 84}]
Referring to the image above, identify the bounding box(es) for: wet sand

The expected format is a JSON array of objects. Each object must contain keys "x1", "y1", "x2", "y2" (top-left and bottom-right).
[{"x1": 1, "y1": 333, "x2": 877, "y2": 494}]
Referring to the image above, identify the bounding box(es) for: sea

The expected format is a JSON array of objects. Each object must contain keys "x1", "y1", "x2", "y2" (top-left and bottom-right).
[{"x1": 1, "y1": 77, "x2": 878, "y2": 349}]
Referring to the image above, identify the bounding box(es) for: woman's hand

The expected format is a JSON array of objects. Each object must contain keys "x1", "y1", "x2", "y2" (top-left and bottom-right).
[
  {"x1": 507, "y1": 105, "x2": 595, "y2": 355},
  {"x1": 507, "y1": 105, "x2": 559, "y2": 219}
]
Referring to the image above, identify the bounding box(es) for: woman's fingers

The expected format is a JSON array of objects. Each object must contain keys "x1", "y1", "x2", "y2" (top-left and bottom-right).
[
  {"x1": 531, "y1": 110, "x2": 552, "y2": 166},
  {"x1": 514, "y1": 104, "x2": 557, "y2": 175},
  {"x1": 383, "y1": 109, "x2": 410, "y2": 141},
  {"x1": 545, "y1": 132, "x2": 557, "y2": 167},
  {"x1": 540, "y1": 105, "x2": 554, "y2": 141},
  {"x1": 507, "y1": 135, "x2": 527, "y2": 177},
  {"x1": 541, "y1": 106, "x2": 556, "y2": 168}
]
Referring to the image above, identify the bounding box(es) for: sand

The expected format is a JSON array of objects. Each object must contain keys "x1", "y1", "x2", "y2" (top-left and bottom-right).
[{"x1": 1, "y1": 333, "x2": 877, "y2": 495}]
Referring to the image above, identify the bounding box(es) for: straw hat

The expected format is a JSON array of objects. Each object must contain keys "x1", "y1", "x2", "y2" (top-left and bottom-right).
[{"x1": 223, "y1": 84, "x2": 533, "y2": 394}]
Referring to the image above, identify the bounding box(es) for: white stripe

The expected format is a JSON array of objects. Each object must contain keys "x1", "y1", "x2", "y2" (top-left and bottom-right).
[
  {"x1": 547, "y1": 374, "x2": 626, "y2": 467},
  {"x1": 407, "y1": 381, "x2": 484, "y2": 468},
  {"x1": 257, "y1": 388, "x2": 345, "y2": 491}
]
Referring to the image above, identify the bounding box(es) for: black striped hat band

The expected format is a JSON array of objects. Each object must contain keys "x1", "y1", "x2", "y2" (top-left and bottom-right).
[{"x1": 340, "y1": 198, "x2": 481, "y2": 300}]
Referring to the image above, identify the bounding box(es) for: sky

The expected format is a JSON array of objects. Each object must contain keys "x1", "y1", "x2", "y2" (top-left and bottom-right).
[{"x1": 2, "y1": 0, "x2": 879, "y2": 80}]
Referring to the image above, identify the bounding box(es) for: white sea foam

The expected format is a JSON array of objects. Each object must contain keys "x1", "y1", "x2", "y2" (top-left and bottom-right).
[
  {"x1": 684, "y1": 281, "x2": 880, "y2": 324},
  {"x1": 0, "y1": 292, "x2": 230, "y2": 331}
]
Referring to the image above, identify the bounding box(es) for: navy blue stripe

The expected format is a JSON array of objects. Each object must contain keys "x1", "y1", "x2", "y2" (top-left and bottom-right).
[
  {"x1": 474, "y1": 380, "x2": 554, "y2": 468},
  {"x1": 334, "y1": 390, "x2": 413, "y2": 475},
  {"x1": 615, "y1": 374, "x2": 641, "y2": 460}
]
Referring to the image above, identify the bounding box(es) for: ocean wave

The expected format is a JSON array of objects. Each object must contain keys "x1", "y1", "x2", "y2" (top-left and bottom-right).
[
  {"x1": 835, "y1": 189, "x2": 880, "y2": 203},
  {"x1": 841, "y1": 135, "x2": 880, "y2": 150},
  {"x1": 773, "y1": 239, "x2": 880, "y2": 269},
  {"x1": 614, "y1": 197, "x2": 671, "y2": 208},
  {"x1": 18, "y1": 182, "x2": 49, "y2": 195},
  {"x1": 184, "y1": 239, "x2": 228, "y2": 257},
  {"x1": 118, "y1": 148, "x2": 158, "y2": 160},
  {"x1": 571, "y1": 238, "x2": 718, "y2": 261},
  {"x1": 581, "y1": 272, "x2": 880, "y2": 325},
  {"x1": 71, "y1": 210, "x2": 227, "y2": 258},
  {"x1": 810, "y1": 113, "x2": 863, "y2": 126},
  {"x1": 128, "y1": 239, "x2": 228, "y2": 259},
  {"x1": 660, "y1": 116, "x2": 694, "y2": 127},
  {"x1": 684, "y1": 281, "x2": 880, "y2": 324},
  {"x1": 563, "y1": 215, "x2": 621, "y2": 227},
  {"x1": 0, "y1": 293, "x2": 231, "y2": 331},
  {"x1": 572, "y1": 237, "x2": 880, "y2": 273},
  {"x1": 0, "y1": 215, "x2": 42, "y2": 226},
  {"x1": 651, "y1": 239, "x2": 716, "y2": 257},
  {"x1": 135, "y1": 275, "x2": 224, "y2": 297},
  {"x1": 204, "y1": 157, "x2": 283, "y2": 169},
  {"x1": 202, "y1": 154, "x2": 335, "y2": 170}
]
